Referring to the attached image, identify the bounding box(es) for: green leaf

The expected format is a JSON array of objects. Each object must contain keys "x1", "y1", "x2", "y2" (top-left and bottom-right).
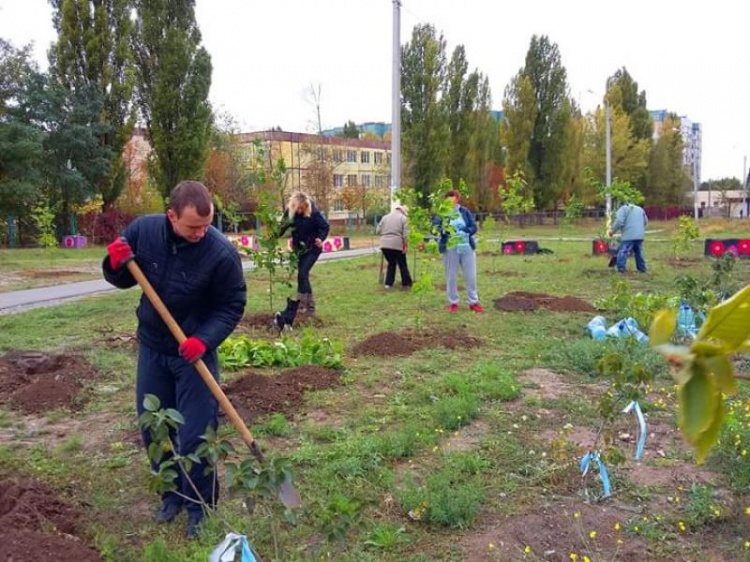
[
  {"x1": 165, "y1": 408, "x2": 185, "y2": 425},
  {"x1": 148, "y1": 442, "x2": 164, "y2": 464},
  {"x1": 143, "y1": 394, "x2": 161, "y2": 412},
  {"x1": 678, "y1": 366, "x2": 719, "y2": 443},
  {"x1": 649, "y1": 309, "x2": 677, "y2": 346},
  {"x1": 693, "y1": 395, "x2": 724, "y2": 465},
  {"x1": 697, "y1": 283, "x2": 750, "y2": 351},
  {"x1": 690, "y1": 340, "x2": 725, "y2": 357},
  {"x1": 701, "y1": 355, "x2": 737, "y2": 396}
]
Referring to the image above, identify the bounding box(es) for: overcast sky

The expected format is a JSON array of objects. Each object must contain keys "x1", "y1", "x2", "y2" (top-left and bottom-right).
[{"x1": 1, "y1": 0, "x2": 748, "y2": 182}]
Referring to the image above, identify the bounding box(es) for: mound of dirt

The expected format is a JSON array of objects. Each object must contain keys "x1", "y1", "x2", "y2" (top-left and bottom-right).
[
  {"x1": 222, "y1": 365, "x2": 340, "y2": 420},
  {"x1": 0, "y1": 479, "x2": 99, "y2": 561},
  {"x1": 0, "y1": 352, "x2": 97, "y2": 414},
  {"x1": 493, "y1": 291, "x2": 595, "y2": 313},
  {"x1": 352, "y1": 331, "x2": 482, "y2": 357}
]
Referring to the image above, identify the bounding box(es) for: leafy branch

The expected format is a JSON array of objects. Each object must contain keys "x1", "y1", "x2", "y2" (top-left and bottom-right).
[{"x1": 649, "y1": 283, "x2": 750, "y2": 463}]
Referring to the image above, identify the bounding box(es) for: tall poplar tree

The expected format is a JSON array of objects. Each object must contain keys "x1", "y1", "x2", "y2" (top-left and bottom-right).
[
  {"x1": 132, "y1": 0, "x2": 213, "y2": 196},
  {"x1": 400, "y1": 23, "x2": 449, "y2": 204},
  {"x1": 49, "y1": 0, "x2": 135, "y2": 208}
]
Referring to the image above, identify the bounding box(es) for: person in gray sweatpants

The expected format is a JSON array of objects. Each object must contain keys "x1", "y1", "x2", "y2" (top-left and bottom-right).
[{"x1": 434, "y1": 190, "x2": 484, "y2": 313}]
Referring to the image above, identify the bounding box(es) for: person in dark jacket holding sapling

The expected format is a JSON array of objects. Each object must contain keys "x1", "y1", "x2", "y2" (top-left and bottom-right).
[
  {"x1": 102, "y1": 181, "x2": 246, "y2": 539},
  {"x1": 274, "y1": 191, "x2": 330, "y2": 330}
]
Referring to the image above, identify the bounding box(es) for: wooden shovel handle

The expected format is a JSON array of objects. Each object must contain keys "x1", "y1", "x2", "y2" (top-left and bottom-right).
[{"x1": 126, "y1": 259, "x2": 264, "y2": 461}]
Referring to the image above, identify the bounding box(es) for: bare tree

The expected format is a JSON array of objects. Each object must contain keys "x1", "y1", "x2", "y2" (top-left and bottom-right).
[{"x1": 303, "y1": 82, "x2": 323, "y2": 134}]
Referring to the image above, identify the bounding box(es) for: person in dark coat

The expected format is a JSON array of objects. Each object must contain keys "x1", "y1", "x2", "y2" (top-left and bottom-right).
[
  {"x1": 102, "y1": 181, "x2": 246, "y2": 538},
  {"x1": 274, "y1": 191, "x2": 330, "y2": 329}
]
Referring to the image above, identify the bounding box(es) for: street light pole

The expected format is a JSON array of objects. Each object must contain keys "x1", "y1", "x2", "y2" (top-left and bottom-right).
[
  {"x1": 605, "y1": 98, "x2": 612, "y2": 217},
  {"x1": 693, "y1": 155, "x2": 699, "y2": 220},
  {"x1": 390, "y1": 0, "x2": 401, "y2": 210}
]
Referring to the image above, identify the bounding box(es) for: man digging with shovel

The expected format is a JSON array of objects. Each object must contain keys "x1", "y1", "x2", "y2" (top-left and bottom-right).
[{"x1": 102, "y1": 181, "x2": 247, "y2": 538}]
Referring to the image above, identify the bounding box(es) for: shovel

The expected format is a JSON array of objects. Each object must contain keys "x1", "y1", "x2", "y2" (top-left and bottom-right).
[{"x1": 125, "y1": 258, "x2": 301, "y2": 510}]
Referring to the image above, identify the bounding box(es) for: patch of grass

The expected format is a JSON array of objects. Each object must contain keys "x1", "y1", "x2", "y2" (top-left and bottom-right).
[
  {"x1": 363, "y1": 522, "x2": 408, "y2": 550},
  {"x1": 56, "y1": 434, "x2": 84, "y2": 454},
  {"x1": 259, "y1": 412, "x2": 292, "y2": 437},
  {"x1": 432, "y1": 393, "x2": 480, "y2": 430},
  {"x1": 399, "y1": 467, "x2": 484, "y2": 529}
]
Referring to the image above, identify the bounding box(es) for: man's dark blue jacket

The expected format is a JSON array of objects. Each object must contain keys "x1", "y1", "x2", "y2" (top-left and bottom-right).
[{"x1": 102, "y1": 215, "x2": 247, "y2": 356}]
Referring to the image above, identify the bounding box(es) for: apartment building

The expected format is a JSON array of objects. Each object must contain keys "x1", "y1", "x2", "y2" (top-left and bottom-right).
[{"x1": 237, "y1": 130, "x2": 391, "y2": 221}]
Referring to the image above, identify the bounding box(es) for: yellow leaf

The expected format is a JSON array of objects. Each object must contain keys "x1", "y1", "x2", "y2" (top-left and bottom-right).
[
  {"x1": 701, "y1": 355, "x2": 737, "y2": 396},
  {"x1": 697, "y1": 284, "x2": 750, "y2": 352},
  {"x1": 649, "y1": 309, "x2": 677, "y2": 346},
  {"x1": 690, "y1": 340, "x2": 725, "y2": 357},
  {"x1": 678, "y1": 366, "x2": 719, "y2": 443},
  {"x1": 693, "y1": 393, "x2": 724, "y2": 464}
]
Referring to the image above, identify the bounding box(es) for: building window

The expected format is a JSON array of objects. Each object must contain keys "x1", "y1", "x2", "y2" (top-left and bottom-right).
[
  {"x1": 334, "y1": 199, "x2": 344, "y2": 212},
  {"x1": 317, "y1": 148, "x2": 326, "y2": 162},
  {"x1": 374, "y1": 175, "x2": 387, "y2": 188},
  {"x1": 347, "y1": 174, "x2": 357, "y2": 187},
  {"x1": 333, "y1": 174, "x2": 343, "y2": 187},
  {"x1": 386, "y1": 152, "x2": 391, "y2": 165},
  {"x1": 361, "y1": 151, "x2": 370, "y2": 164},
  {"x1": 347, "y1": 150, "x2": 357, "y2": 163},
  {"x1": 361, "y1": 174, "x2": 371, "y2": 188},
  {"x1": 333, "y1": 149, "x2": 344, "y2": 163},
  {"x1": 374, "y1": 152, "x2": 383, "y2": 165}
]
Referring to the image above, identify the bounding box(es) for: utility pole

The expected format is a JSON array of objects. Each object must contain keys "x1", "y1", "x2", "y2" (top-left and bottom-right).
[
  {"x1": 605, "y1": 98, "x2": 612, "y2": 217},
  {"x1": 390, "y1": 0, "x2": 401, "y2": 210}
]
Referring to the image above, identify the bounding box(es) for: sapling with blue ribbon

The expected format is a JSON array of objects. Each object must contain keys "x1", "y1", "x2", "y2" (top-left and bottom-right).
[
  {"x1": 580, "y1": 451, "x2": 612, "y2": 499},
  {"x1": 622, "y1": 400, "x2": 647, "y2": 461},
  {"x1": 209, "y1": 533, "x2": 258, "y2": 562}
]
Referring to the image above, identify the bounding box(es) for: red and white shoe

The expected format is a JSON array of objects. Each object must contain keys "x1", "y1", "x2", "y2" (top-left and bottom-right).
[
  {"x1": 469, "y1": 303, "x2": 485, "y2": 313},
  {"x1": 448, "y1": 304, "x2": 459, "y2": 313}
]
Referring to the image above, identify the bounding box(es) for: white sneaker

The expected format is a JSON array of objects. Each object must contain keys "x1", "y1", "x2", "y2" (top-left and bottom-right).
[{"x1": 384, "y1": 285, "x2": 392, "y2": 290}]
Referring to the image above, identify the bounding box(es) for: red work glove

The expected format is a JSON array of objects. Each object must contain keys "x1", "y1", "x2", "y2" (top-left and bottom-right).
[
  {"x1": 179, "y1": 337, "x2": 207, "y2": 362},
  {"x1": 107, "y1": 237, "x2": 133, "y2": 270}
]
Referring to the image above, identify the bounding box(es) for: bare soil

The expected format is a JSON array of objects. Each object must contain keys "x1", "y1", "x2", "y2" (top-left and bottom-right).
[
  {"x1": 239, "y1": 312, "x2": 327, "y2": 333},
  {"x1": 352, "y1": 331, "x2": 483, "y2": 357},
  {"x1": 493, "y1": 291, "x2": 596, "y2": 313},
  {"x1": 0, "y1": 479, "x2": 99, "y2": 561},
  {"x1": 0, "y1": 352, "x2": 97, "y2": 414},
  {"x1": 222, "y1": 365, "x2": 341, "y2": 420},
  {"x1": 461, "y1": 502, "x2": 648, "y2": 561}
]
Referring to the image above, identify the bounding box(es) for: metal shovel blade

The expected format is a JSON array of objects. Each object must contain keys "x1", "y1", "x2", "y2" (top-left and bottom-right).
[{"x1": 279, "y1": 476, "x2": 301, "y2": 509}]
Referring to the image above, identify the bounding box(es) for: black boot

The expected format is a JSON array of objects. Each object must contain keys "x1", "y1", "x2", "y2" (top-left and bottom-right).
[{"x1": 274, "y1": 297, "x2": 300, "y2": 332}]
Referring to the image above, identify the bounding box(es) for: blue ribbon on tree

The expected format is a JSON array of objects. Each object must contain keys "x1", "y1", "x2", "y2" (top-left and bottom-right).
[
  {"x1": 580, "y1": 451, "x2": 611, "y2": 498},
  {"x1": 623, "y1": 400, "x2": 647, "y2": 461}
]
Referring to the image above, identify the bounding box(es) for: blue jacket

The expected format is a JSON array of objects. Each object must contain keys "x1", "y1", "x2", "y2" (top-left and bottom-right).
[
  {"x1": 434, "y1": 205, "x2": 477, "y2": 253},
  {"x1": 611, "y1": 204, "x2": 648, "y2": 241},
  {"x1": 102, "y1": 214, "x2": 247, "y2": 356}
]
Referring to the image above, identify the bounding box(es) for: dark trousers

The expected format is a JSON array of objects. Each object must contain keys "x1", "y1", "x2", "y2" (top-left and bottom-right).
[
  {"x1": 297, "y1": 250, "x2": 321, "y2": 294},
  {"x1": 136, "y1": 344, "x2": 219, "y2": 513},
  {"x1": 382, "y1": 248, "x2": 412, "y2": 287},
  {"x1": 617, "y1": 239, "x2": 647, "y2": 273}
]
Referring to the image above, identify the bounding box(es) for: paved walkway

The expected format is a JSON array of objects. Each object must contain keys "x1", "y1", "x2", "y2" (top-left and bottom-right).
[{"x1": 0, "y1": 247, "x2": 377, "y2": 315}]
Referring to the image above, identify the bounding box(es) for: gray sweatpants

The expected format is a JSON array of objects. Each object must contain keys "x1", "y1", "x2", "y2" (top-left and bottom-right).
[{"x1": 443, "y1": 248, "x2": 479, "y2": 305}]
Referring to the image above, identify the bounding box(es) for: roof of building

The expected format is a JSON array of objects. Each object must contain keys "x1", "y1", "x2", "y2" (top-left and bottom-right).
[{"x1": 239, "y1": 130, "x2": 390, "y2": 150}]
